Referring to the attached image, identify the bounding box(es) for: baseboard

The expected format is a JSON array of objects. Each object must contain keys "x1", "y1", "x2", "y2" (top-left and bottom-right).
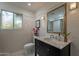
[{"x1": 0, "y1": 53, "x2": 9, "y2": 56}]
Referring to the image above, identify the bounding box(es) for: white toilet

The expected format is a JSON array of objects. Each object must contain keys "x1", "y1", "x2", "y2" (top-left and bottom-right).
[{"x1": 24, "y1": 38, "x2": 35, "y2": 56}]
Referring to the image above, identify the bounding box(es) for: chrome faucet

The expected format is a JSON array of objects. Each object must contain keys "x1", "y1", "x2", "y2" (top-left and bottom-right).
[
  {"x1": 55, "y1": 33, "x2": 61, "y2": 41},
  {"x1": 49, "y1": 33, "x2": 61, "y2": 41},
  {"x1": 58, "y1": 33, "x2": 61, "y2": 41},
  {"x1": 50, "y1": 35, "x2": 54, "y2": 39}
]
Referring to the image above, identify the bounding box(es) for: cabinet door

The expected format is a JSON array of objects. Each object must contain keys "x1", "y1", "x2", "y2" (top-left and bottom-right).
[
  {"x1": 60, "y1": 44, "x2": 70, "y2": 56},
  {"x1": 35, "y1": 39, "x2": 60, "y2": 56},
  {"x1": 48, "y1": 45, "x2": 60, "y2": 56},
  {"x1": 36, "y1": 40, "x2": 49, "y2": 56}
]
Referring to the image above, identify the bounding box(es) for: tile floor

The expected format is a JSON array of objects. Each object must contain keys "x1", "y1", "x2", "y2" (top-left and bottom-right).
[{"x1": 0, "y1": 49, "x2": 35, "y2": 56}]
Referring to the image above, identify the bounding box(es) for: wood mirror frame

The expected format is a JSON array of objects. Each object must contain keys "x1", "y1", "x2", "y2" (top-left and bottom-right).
[{"x1": 47, "y1": 3, "x2": 67, "y2": 42}]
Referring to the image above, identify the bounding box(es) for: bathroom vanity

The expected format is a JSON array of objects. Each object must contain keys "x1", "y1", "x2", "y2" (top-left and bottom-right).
[
  {"x1": 34, "y1": 36, "x2": 71, "y2": 56},
  {"x1": 34, "y1": 3, "x2": 71, "y2": 56}
]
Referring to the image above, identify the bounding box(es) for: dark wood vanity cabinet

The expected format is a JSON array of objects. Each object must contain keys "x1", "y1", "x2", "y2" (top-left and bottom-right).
[{"x1": 35, "y1": 39, "x2": 70, "y2": 56}]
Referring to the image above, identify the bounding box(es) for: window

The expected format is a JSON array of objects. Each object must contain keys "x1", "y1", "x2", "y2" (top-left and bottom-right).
[
  {"x1": 14, "y1": 14, "x2": 22, "y2": 29},
  {"x1": 1, "y1": 10, "x2": 13, "y2": 29},
  {"x1": 0, "y1": 10, "x2": 23, "y2": 29}
]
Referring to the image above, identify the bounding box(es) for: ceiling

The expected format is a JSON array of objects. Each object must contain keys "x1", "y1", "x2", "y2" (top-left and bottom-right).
[{"x1": 7, "y1": 2, "x2": 62, "y2": 12}]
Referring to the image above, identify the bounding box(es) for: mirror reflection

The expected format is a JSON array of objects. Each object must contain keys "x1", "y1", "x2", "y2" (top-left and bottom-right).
[{"x1": 47, "y1": 5, "x2": 65, "y2": 33}]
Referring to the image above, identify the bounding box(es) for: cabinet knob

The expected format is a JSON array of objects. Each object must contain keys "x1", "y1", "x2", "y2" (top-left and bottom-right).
[{"x1": 47, "y1": 48, "x2": 50, "y2": 51}]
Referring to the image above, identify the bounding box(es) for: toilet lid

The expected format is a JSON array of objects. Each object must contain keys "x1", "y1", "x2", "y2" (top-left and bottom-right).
[{"x1": 24, "y1": 43, "x2": 35, "y2": 48}]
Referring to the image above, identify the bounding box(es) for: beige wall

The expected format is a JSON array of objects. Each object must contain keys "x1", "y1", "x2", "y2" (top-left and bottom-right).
[
  {"x1": 35, "y1": 2, "x2": 79, "y2": 56},
  {"x1": 67, "y1": 3, "x2": 79, "y2": 56},
  {"x1": 1, "y1": 2, "x2": 79, "y2": 55},
  {"x1": 0, "y1": 3, "x2": 35, "y2": 53}
]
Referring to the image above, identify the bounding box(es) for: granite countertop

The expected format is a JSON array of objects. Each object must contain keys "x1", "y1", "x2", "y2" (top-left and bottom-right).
[{"x1": 33, "y1": 36, "x2": 71, "y2": 49}]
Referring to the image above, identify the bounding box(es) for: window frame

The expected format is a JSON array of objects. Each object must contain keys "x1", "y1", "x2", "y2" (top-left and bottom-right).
[{"x1": 0, "y1": 9, "x2": 23, "y2": 30}]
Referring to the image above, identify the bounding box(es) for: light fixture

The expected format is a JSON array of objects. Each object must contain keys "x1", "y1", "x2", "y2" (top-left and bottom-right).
[
  {"x1": 70, "y1": 2, "x2": 77, "y2": 10},
  {"x1": 41, "y1": 16, "x2": 44, "y2": 20},
  {"x1": 27, "y1": 3, "x2": 31, "y2": 6}
]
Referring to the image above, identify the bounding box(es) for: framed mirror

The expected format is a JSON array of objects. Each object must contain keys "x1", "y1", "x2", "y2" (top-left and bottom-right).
[
  {"x1": 47, "y1": 4, "x2": 66, "y2": 34},
  {"x1": 35, "y1": 20, "x2": 40, "y2": 28}
]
